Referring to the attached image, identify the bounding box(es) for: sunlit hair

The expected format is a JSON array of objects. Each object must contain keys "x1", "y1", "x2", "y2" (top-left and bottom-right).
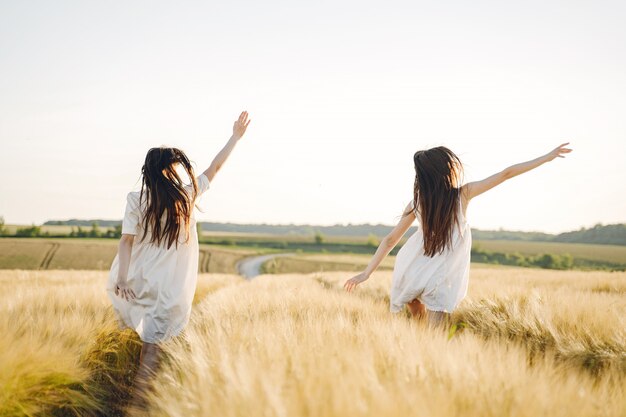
[
  {"x1": 404, "y1": 146, "x2": 464, "y2": 257},
  {"x1": 139, "y1": 147, "x2": 199, "y2": 249}
]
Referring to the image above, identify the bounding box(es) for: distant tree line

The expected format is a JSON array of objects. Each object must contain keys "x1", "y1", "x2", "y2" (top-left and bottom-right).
[
  {"x1": 67, "y1": 222, "x2": 122, "y2": 238},
  {"x1": 471, "y1": 245, "x2": 575, "y2": 270},
  {"x1": 44, "y1": 219, "x2": 122, "y2": 228},
  {"x1": 472, "y1": 223, "x2": 626, "y2": 246},
  {"x1": 197, "y1": 221, "x2": 407, "y2": 238},
  {"x1": 471, "y1": 229, "x2": 553, "y2": 241},
  {"x1": 3, "y1": 219, "x2": 122, "y2": 239},
  {"x1": 471, "y1": 244, "x2": 624, "y2": 271},
  {"x1": 551, "y1": 224, "x2": 626, "y2": 245},
  {"x1": 15, "y1": 225, "x2": 46, "y2": 237},
  {"x1": 34, "y1": 219, "x2": 626, "y2": 246},
  {"x1": 204, "y1": 222, "x2": 626, "y2": 246}
]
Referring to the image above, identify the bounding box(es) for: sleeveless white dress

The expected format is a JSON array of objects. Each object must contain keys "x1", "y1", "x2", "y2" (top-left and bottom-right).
[
  {"x1": 389, "y1": 197, "x2": 472, "y2": 313},
  {"x1": 106, "y1": 173, "x2": 210, "y2": 343}
]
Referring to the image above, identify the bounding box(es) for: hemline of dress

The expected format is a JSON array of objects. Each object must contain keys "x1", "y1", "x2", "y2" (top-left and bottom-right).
[
  {"x1": 389, "y1": 301, "x2": 452, "y2": 314},
  {"x1": 113, "y1": 315, "x2": 190, "y2": 344}
]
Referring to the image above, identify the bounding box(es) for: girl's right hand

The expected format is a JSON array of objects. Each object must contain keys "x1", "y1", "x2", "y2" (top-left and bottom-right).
[
  {"x1": 545, "y1": 142, "x2": 573, "y2": 161},
  {"x1": 344, "y1": 272, "x2": 369, "y2": 293},
  {"x1": 115, "y1": 280, "x2": 136, "y2": 301},
  {"x1": 232, "y1": 111, "x2": 251, "y2": 140}
]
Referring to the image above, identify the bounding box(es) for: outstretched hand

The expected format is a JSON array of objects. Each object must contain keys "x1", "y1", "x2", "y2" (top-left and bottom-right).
[
  {"x1": 232, "y1": 111, "x2": 251, "y2": 140},
  {"x1": 545, "y1": 142, "x2": 573, "y2": 161},
  {"x1": 344, "y1": 272, "x2": 369, "y2": 293}
]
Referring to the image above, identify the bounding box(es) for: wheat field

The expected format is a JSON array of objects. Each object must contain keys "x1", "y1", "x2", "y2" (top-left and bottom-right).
[{"x1": 1, "y1": 267, "x2": 624, "y2": 416}]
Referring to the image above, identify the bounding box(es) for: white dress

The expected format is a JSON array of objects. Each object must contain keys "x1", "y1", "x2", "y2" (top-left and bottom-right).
[
  {"x1": 389, "y1": 197, "x2": 472, "y2": 313},
  {"x1": 106, "y1": 173, "x2": 210, "y2": 343}
]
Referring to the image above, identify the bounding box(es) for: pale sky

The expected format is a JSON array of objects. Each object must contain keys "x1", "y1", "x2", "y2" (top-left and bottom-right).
[{"x1": 1, "y1": 0, "x2": 625, "y2": 233}]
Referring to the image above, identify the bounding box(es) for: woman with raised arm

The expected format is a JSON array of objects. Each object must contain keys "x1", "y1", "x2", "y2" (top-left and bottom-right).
[
  {"x1": 107, "y1": 111, "x2": 251, "y2": 408},
  {"x1": 344, "y1": 143, "x2": 572, "y2": 327}
]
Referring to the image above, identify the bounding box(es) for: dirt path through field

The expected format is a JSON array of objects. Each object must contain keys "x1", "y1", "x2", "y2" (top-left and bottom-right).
[
  {"x1": 39, "y1": 242, "x2": 60, "y2": 269},
  {"x1": 236, "y1": 253, "x2": 293, "y2": 279},
  {"x1": 198, "y1": 250, "x2": 211, "y2": 273}
]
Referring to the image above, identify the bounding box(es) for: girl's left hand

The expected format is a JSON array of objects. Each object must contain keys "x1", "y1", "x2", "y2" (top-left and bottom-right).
[{"x1": 344, "y1": 272, "x2": 369, "y2": 292}]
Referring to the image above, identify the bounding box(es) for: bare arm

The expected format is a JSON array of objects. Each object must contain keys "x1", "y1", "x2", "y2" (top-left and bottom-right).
[
  {"x1": 344, "y1": 203, "x2": 416, "y2": 292},
  {"x1": 114, "y1": 234, "x2": 136, "y2": 301},
  {"x1": 463, "y1": 143, "x2": 572, "y2": 201},
  {"x1": 203, "y1": 111, "x2": 251, "y2": 183}
]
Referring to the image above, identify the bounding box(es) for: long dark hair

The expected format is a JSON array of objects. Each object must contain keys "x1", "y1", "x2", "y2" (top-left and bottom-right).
[
  {"x1": 138, "y1": 147, "x2": 199, "y2": 249},
  {"x1": 405, "y1": 146, "x2": 464, "y2": 257}
]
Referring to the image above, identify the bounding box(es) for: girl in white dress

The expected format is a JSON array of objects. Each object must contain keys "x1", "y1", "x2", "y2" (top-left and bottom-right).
[
  {"x1": 107, "y1": 111, "x2": 251, "y2": 405},
  {"x1": 344, "y1": 143, "x2": 572, "y2": 326}
]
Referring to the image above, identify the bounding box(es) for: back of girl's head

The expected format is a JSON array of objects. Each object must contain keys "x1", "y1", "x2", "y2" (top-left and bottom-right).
[
  {"x1": 410, "y1": 146, "x2": 464, "y2": 257},
  {"x1": 139, "y1": 147, "x2": 198, "y2": 249}
]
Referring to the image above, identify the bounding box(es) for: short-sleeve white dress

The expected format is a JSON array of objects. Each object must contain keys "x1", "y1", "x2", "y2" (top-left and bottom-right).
[
  {"x1": 389, "y1": 196, "x2": 472, "y2": 313},
  {"x1": 106, "y1": 173, "x2": 210, "y2": 343}
]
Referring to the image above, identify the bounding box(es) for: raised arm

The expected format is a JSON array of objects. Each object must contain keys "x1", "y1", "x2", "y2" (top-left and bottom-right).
[
  {"x1": 462, "y1": 143, "x2": 572, "y2": 201},
  {"x1": 344, "y1": 202, "x2": 416, "y2": 292},
  {"x1": 202, "y1": 111, "x2": 251, "y2": 183}
]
